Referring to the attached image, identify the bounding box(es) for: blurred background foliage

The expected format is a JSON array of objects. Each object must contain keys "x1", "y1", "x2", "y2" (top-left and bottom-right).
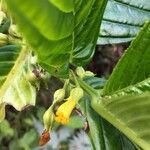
[
  {"x1": 0, "y1": 42, "x2": 128, "y2": 150},
  {"x1": 0, "y1": 0, "x2": 132, "y2": 149}
]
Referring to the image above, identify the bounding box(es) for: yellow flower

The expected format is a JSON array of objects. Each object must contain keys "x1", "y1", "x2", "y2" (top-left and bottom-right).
[
  {"x1": 55, "y1": 87, "x2": 83, "y2": 125},
  {"x1": 55, "y1": 98, "x2": 76, "y2": 125}
]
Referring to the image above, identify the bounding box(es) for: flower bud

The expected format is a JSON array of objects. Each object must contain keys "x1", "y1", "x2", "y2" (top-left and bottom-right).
[
  {"x1": 53, "y1": 88, "x2": 65, "y2": 103},
  {"x1": 85, "y1": 71, "x2": 95, "y2": 77},
  {"x1": 70, "y1": 87, "x2": 83, "y2": 102},
  {"x1": 76, "y1": 67, "x2": 85, "y2": 79},
  {"x1": 43, "y1": 107, "x2": 54, "y2": 131}
]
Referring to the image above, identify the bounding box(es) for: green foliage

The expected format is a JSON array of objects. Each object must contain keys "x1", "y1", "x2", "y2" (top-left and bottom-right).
[
  {"x1": 0, "y1": 110, "x2": 39, "y2": 149},
  {"x1": 49, "y1": 0, "x2": 74, "y2": 12},
  {"x1": 5, "y1": 0, "x2": 107, "y2": 77},
  {"x1": 91, "y1": 21, "x2": 150, "y2": 150},
  {"x1": 92, "y1": 93, "x2": 150, "y2": 150},
  {"x1": 67, "y1": 115, "x2": 84, "y2": 129},
  {"x1": 0, "y1": 8, "x2": 37, "y2": 120},
  {"x1": 0, "y1": 45, "x2": 21, "y2": 87},
  {"x1": 0, "y1": 119, "x2": 14, "y2": 136},
  {"x1": 19, "y1": 129, "x2": 38, "y2": 150},
  {"x1": 80, "y1": 76, "x2": 137, "y2": 150},
  {"x1": 103, "y1": 21, "x2": 150, "y2": 95},
  {"x1": 1, "y1": 0, "x2": 150, "y2": 150},
  {"x1": 110, "y1": 77, "x2": 150, "y2": 98},
  {"x1": 99, "y1": 0, "x2": 150, "y2": 44},
  {"x1": 0, "y1": 44, "x2": 36, "y2": 121}
]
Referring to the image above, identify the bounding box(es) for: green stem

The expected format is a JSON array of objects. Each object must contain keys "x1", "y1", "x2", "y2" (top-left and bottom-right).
[
  {"x1": 77, "y1": 77, "x2": 99, "y2": 98},
  {"x1": 63, "y1": 79, "x2": 69, "y2": 89},
  {"x1": 70, "y1": 70, "x2": 80, "y2": 87}
]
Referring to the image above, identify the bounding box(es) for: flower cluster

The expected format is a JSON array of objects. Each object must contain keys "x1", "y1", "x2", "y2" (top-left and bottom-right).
[{"x1": 40, "y1": 86, "x2": 83, "y2": 146}]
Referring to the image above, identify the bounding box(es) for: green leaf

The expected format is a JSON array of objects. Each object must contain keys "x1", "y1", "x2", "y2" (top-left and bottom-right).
[
  {"x1": 67, "y1": 115, "x2": 84, "y2": 129},
  {"x1": 83, "y1": 76, "x2": 106, "y2": 89},
  {"x1": 0, "y1": 45, "x2": 36, "y2": 121},
  {"x1": 92, "y1": 92, "x2": 150, "y2": 150},
  {"x1": 98, "y1": 0, "x2": 150, "y2": 44},
  {"x1": 72, "y1": 0, "x2": 108, "y2": 66},
  {"x1": 5, "y1": 0, "x2": 107, "y2": 77},
  {"x1": 5, "y1": 0, "x2": 73, "y2": 78},
  {"x1": 49, "y1": 0, "x2": 74, "y2": 12},
  {"x1": 0, "y1": 119, "x2": 14, "y2": 136},
  {"x1": 80, "y1": 96, "x2": 137, "y2": 150},
  {"x1": 79, "y1": 77, "x2": 137, "y2": 150},
  {"x1": 103, "y1": 21, "x2": 150, "y2": 95},
  {"x1": 110, "y1": 78, "x2": 150, "y2": 98},
  {"x1": 7, "y1": 0, "x2": 74, "y2": 41},
  {"x1": 19, "y1": 129, "x2": 38, "y2": 149}
]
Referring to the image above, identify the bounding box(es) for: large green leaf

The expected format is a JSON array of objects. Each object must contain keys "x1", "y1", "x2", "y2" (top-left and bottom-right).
[
  {"x1": 72, "y1": 0, "x2": 107, "y2": 66},
  {"x1": 92, "y1": 92, "x2": 150, "y2": 150},
  {"x1": 91, "y1": 19, "x2": 150, "y2": 150},
  {"x1": 0, "y1": 45, "x2": 36, "y2": 121},
  {"x1": 79, "y1": 76, "x2": 137, "y2": 150},
  {"x1": 98, "y1": 0, "x2": 150, "y2": 44},
  {"x1": 110, "y1": 77, "x2": 150, "y2": 98},
  {"x1": 103, "y1": 21, "x2": 150, "y2": 95},
  {"x1": 81, "y1": 99, "x2": 137, "y2": 150},
  {"x1": 49, "y1": 0, "x2": 74, "y2": 12},
  {"x1": 5, "y1": 0, "x2": 107, "y2": 77}
]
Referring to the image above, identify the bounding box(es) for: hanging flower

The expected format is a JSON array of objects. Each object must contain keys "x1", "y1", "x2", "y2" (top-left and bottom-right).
[
  {"x1": 55, "y1": 98, "x2": 76, "y2": 124},
  {"x1": 55, "y1": 87, "x2": 83, "y2": 125}
]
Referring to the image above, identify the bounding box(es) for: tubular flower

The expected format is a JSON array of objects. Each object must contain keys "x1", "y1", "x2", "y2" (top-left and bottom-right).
[
  {"x1": 55, "y1": 98, "x2": 76, "y2": 124},
  {"x1": 55, "y1": 87, "x2": 83, "y2": 125}
]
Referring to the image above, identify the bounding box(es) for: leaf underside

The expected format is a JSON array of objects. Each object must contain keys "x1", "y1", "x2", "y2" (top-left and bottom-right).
[{"x1": 98, "y1": 0, "x2": 150, "y2": 44}]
